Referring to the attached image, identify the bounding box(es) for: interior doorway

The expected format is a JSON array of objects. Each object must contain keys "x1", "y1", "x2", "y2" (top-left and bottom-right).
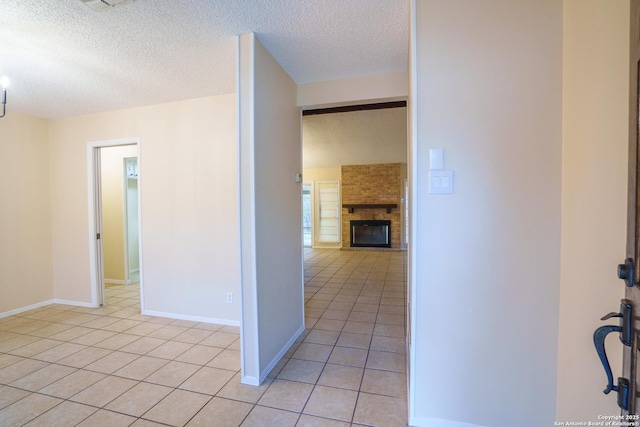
[
  {"x1": 88, "y1": 138, "x2": 142, "y2": 309},
  {"x1": 303, "y1": 102, "x2": 412, "y2": 404},
  {"x1": 301, "y1": 103, "x2": 407, "y2": 249},
  {"x1": 299, "y1": 101, "x2": 410, "y2": 422}
]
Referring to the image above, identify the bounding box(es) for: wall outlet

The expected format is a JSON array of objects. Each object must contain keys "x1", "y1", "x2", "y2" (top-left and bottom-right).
[{"x1": 226, "y1": 292, "x2": 233, "y2": 304}]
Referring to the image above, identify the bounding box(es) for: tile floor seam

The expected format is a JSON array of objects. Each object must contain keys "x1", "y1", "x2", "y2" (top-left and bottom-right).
[
  {"x1": 33, "y1": 377, "x2": 99, "y2": 403},
  {"x1": 135, "y1": 389, "x2": 213, "y2": 426},
  {"x1": 6, "y1": 389, "x2": 124, "y2": 417}
]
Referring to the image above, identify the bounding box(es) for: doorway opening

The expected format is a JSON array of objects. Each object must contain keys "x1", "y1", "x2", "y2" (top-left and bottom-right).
[
  {"x1": 88, "y1": 138, "x2": 142, "y2": 310},
  {"x1": 300, "y1": 100, "x2": 410, "y2": 416}
]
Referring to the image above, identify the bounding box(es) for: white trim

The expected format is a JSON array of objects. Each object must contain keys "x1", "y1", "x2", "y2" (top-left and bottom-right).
[
  {"x1": 0, "y1": 300, "x2": 55, "y2": 318},
  {"x1": 143, "y1": 309, "x2": 240, "y2": 327},
  {"x1": 87, "y1": 145, "x2": 102, "y2": 307},
  {"x1": 409, "y1": 416, "x2": 487, "y2": 427},
  {"x1": 409, "y1": 0, "x2": 420, "y2": 424},
  {"x1": 241, "y1": 375, "x2": 260, "y2": 386},
  {"x1": 259, "y1": 323, "x2": 305, "y2": 384},
  {"x1": 246, "y1": 31, "x2": 260, "y2": 386},
  {"x1": 51, "y1": 299, "x2": 95, "y2": 308},
  {"x1": 136, "y1": 143, "x2": 145, "y2": 311},
  {"x1": 237, "y1": 33, "x2": 261, "y2": 386},
  {"x1": 104, "y1": 278, "x2": 126, "y2": 285},
  {"x1": 0, "y1": 299, "x2": 96, "y2": 318}
]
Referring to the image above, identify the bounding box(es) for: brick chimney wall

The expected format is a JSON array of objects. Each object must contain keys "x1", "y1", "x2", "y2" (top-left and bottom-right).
[{"x1": 341, "y1": 163, "x2": 403, "y2": 249}]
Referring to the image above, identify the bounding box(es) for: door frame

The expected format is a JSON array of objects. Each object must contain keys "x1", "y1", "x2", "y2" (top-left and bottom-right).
[
  {"x1": 408, "y1": 0, "x2": 418, "y2": 420},
  {"x1": 622, "y1": 0, "x2": 640, "y2": 414},
  {"x1": 87, "y1": 137, "x2": 143, "y2": 307}
]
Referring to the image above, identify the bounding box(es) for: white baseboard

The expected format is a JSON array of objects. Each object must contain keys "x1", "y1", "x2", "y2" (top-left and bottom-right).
[
  {"x1": 143, "y1": 309, "x2": 240, "y2": 327},
  {"x1": 0, "y1": 300, "x2": 55, "y2": 318},
  {"x1": 104, "y1": 278, "x2": 126, "y2": 285},
  {"x1": 241, "y1": 374, "x2": 260, "y2": 386},
  {"x1": 409, "y1": 415, "x2": 487, "y2": 427},
  {"x1": 0, "y1": 298, "x2": 96, "y2": 318},
  {"x1": 51, "y1": 299, "x2": 96, "y2": 308},
  {"x1": 259, "y1": 323, "x2": 306, "y2": 384}
]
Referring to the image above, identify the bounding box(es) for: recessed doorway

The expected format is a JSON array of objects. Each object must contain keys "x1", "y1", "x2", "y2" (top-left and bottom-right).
[{"x1": 88, "y1": 138, "x2": 143, "y2": 311}]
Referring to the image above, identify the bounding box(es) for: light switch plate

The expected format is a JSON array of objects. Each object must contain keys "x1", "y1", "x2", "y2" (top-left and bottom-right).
[
  {"x1": 429, "y1": 170, "x2": 454, "y2": 194},
  {"x1": 430, "y1": 148, "x2": 444, "y2": 170}
]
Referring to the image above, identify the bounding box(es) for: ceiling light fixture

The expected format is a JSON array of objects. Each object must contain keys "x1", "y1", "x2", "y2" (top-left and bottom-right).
[
  {"x1": 80, "y1": 0, "x2": 134, "y2": 12},
  {"x1": 0, "y1": 77, "x2": 7, "y2": 119}
]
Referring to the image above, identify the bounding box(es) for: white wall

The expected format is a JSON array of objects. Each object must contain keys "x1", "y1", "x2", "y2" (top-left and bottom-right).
[
  {"x1": 238, "y1": 33, "x2": 304, "y2": 385},
  {"x1": 410, "y1": 1, "x2": 562, "y2": 426},
  {"x1": 302, "y1": 168, "x2": 341, "y2": 185},
  {"x1": 557, "y1": 0, "x2": 629, "y2": 419},
  {"x1": 303, "y1": 108, "x2": 407, "y2": 169},
  {"x1": 48, "y1": 94, "x2": 240, "y2": 323},
  {"x1": 0, "y1": 112, "x2": 52, "y2": 315}
]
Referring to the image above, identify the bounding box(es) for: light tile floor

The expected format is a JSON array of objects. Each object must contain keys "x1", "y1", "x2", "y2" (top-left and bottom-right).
[{"x1": 0, "y1": 248, "x2": 407, "y2": 427}]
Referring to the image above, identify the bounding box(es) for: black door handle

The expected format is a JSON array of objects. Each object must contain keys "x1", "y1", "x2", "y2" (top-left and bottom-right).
[
  {"x1": 600, "y1": 302, "x2": 633, "y2": 347},
  {"x1": 593, "y1": 299, "x2": 634, "y2": 410},
  {"x1": 594, "y1": 324, "x2": 622, "y2": 394}
]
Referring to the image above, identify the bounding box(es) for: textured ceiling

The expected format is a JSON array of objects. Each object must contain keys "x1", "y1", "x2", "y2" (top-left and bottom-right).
[{"x1": 0, "y1": 0, "x2": 409, "y2": 119}]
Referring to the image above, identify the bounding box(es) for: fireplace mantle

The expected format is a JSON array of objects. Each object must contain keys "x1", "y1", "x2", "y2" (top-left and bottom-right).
[{"x1": 342, "y1": 203, "x2": 398, "y2": 214}]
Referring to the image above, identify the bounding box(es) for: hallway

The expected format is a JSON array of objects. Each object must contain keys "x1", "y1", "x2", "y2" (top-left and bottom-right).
[{"x1": 297, "y1": 248, "x2": 408, "y2": 426}]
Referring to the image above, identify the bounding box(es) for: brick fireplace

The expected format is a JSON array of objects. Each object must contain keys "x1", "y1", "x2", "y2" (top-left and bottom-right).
[{"x1": 341, "y1": 163, "x2": 404, "y2": 250}]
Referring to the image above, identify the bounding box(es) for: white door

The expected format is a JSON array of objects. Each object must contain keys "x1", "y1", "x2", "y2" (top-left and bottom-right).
[{"x1": 317, "y1": 180, "x2": 340, "y2": 243}]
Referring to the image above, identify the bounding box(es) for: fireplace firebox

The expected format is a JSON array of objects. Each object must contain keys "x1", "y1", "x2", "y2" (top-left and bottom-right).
[{"x1": 350, "y1": 220, "x2": 391, "y2": 248}]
